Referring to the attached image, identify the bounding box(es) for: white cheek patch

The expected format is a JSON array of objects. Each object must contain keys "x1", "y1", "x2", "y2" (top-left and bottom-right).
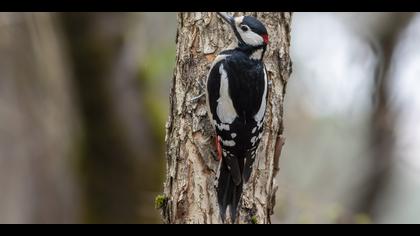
[
  {"x1": 234, "y1": 16, "x2": 264, "y2": 46},
  {"x1": 239, "y1": 31, "x2": 264, "y2": 46}
]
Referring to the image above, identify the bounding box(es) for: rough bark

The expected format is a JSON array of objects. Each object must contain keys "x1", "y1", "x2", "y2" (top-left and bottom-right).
[{"x1": 162, "y1": 12, "x2": 292, "y2": 224}]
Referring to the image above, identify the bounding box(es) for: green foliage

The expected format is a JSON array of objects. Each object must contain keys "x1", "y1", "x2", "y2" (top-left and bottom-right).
[
  {"x1": 155, "y1": 194, "x2": 167, "y2": 209},
  {"x1": 251, "y1": 215, "x2": 258, "y2": 224},
  {"x1": 355, "y1": 213, "x2": 372, "y2": 224},
  {"x1": 138, "y1": 46, "x2": 176, "y2": 144},
  {"x1": 140, "y1": 46, "x2": 175, "y2": 83}
]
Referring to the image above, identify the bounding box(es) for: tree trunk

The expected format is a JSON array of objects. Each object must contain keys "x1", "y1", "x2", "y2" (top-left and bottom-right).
[{"x1": 161, "y1": 12, "x2": 292, "y2": 224}]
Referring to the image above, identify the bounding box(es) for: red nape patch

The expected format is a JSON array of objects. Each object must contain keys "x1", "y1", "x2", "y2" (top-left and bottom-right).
[{"x1": 262, "y1": 34, "x2": 269, "y2": 44}]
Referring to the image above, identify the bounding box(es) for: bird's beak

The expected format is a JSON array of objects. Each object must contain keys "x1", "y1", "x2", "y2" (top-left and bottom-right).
[{"x1": 217, "y1": 12, "x2": 234, "y2": 26}]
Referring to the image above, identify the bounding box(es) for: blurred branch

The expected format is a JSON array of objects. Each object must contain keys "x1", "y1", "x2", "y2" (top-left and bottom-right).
[
  {"x1": 0, "y1": 12, "x2": 81, "y2": 223},
  {"x1": 354, "y1": 13, "x2": 414, "y2": 218},
  {"x1": 59, "y1": 12, "x2": 161, "y2": 223}
]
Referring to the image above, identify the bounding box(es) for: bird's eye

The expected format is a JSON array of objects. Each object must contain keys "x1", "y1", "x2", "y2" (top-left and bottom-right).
[{"x1": 240, "y1": 25, "x2": 249, "y2": 32}]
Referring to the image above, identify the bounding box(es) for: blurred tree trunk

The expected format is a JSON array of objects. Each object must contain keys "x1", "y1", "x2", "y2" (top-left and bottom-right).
[
  {"x1": 162, "y1": 12, "x2": 292, "y2": 224},
  {"x1": 354, "y1": 13, "x2": 414, "y2": 218},
  {"x1": 60, "y1": 13, "x2": 159, "y2": 223},
  {"x1": 0, "y1": 13, "x2": 81, "y2": 223}
]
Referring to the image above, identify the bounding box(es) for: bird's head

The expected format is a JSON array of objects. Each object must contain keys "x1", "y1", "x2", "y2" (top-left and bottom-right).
[{"x1": 217, "y1": 12, "x2": 269, "y2": 48}]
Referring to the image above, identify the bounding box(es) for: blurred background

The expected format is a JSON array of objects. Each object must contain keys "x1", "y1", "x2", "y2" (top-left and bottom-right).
[{"x1": 0, "y1": 12, "x2": 419, "y2": 224}]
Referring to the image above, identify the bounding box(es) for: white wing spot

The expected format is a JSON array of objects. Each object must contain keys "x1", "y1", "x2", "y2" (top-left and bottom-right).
[
  {"x1": 221, "y1": 139, "x2": 235, "y2": 147},
  {"x1": 214, "y1": 120, "x2": 230, "y2": 131},
  {"x1": 252, "y1": 127, "x2": 257, "y2": 134},
  {"x1": 251, "y1": 136, "x2": 257, "y2": 145},
  {"x1": 254, "y1": 68, "x2": 268, "y2": 123},
  {"x1": 231, "y1": 133, "x2": 237, "y2": 138},
  {"x1": 216, "y1": 64, "x2": 238, "y2": 124}
]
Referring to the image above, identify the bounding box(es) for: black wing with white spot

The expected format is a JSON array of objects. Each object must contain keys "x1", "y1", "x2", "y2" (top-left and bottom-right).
[{"x1": 206, "y1": 50, "x2": 268, "y2": 222}]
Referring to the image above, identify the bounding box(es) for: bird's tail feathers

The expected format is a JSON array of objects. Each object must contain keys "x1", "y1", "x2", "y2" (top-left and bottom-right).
[{"x1": 217, "y1": 159, "x2": 243, "y2": 223}]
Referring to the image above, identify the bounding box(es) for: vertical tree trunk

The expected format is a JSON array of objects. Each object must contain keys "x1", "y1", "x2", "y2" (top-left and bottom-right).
[{"x1": 162, "y1": 12, "x2": 292, "y2": 224}]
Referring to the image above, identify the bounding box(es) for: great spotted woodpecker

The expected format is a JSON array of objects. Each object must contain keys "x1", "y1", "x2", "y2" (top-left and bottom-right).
[{"x1": 205, "y1": 12, "x2": 269, "y2": 222}]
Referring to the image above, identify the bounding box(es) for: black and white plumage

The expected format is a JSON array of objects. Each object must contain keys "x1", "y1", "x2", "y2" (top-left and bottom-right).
[{"x1": 205, "y1": 12, "x2": 269, "y2": 222}]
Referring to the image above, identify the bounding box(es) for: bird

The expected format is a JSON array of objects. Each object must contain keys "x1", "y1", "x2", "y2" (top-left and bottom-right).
[{"x1": 205, "y1": 12, "x2": 269, "y2": 223}]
